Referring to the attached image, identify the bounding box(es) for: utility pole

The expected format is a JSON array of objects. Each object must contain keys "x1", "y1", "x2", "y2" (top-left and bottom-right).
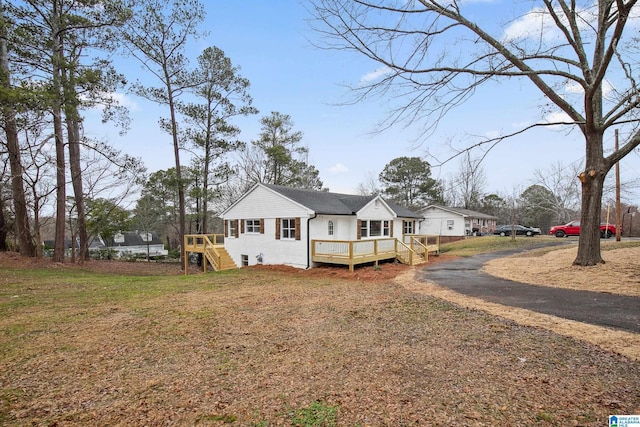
[{"x1": 615, "y1": 129, "x2": 621, "y2": 241}]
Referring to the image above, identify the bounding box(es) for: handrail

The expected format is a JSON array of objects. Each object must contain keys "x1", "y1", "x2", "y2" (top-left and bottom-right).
[
  {"x1": 394, "y1": 239, "x2": 414, "y2": 266},
  {"x1": 409, "y1": 236, "x2": 429, "y2": 261}
]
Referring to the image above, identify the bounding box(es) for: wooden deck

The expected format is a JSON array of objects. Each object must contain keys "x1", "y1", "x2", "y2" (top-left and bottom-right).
[
  {"x1": 184, "y1": 234, "x2": 440, "y2": 273},
  {"x1": 183, "y1": 234, "x2": 237, "y2": 274},
  {"x1": 311, "y1": 235, "x2": 439, "y2": 272}
]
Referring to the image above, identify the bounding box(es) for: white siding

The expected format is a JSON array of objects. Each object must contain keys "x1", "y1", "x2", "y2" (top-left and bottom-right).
[
  {"x1": 222, "y1": 185, "x2": 314, "y2": 269},
  {"x1": 358, "y1": 198, "x2": 395, "y2": 220},
  {"x1": 225, "y1": 185, "x2": 312, "y2": 218},
  {"x1": 420, "y1": 208, "x2": 466, "y2": 236},
  {"x1": 224, "y1": 218, "x2": 310, "y2": 268},
  {"x1": 310, "y1": 215, "x2": 353, "y2": 240}
]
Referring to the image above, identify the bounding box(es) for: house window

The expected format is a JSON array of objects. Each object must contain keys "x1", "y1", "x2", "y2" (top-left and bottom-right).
[
  {"x1": 229, "y1": 220, "x2": 237, "y2": 237},
  {"x1": 447, "y1": 220, "x2": 454, "y2": 230},
  {"x1": 328, "y1": 220, "x2": 334, "y2": 236},
  {"x1": 403, "y1": 221, "x2": 414, "y2": 234},
  {"x1": 246, "y1": 219, "x2": 261, "y2": 233},
  {"x1": 359, "y1": 220, "x2": 390, "y2": 237},
  {"x1": 281, "y1": 218, "x2": 296, "y2": 239},
  {"x1": 370, "y1": 220, "x2": 382, "y2": 237},
  {"x1": 241, "y1": 254, "x2": 249, "y2": 267},
  {"x1": 360, "y1": 220, "x2": 368, "y2": 238}
]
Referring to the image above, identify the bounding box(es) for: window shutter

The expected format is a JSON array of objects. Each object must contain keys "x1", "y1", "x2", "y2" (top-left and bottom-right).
[
  {"x1": 241, "y1": 219, "x2": 245, "y2": 234},
  {"x1": 295, "y1": 217, "x2": 301, "y2": 240},
  {"x1": 275, "y1": 218, "x2": 281, "y2": 240},
  {"x1": 260, "y1": 219, "x2": 265, "y2": 234},
  {"x1": 224, "y1": 220, "x2": 228, "y2": 237},
  {"x1": 357, "y1": 220, "x2": 362, "y2": 240},
  {"x1": 390, "y1": 221, "x2": 394, "y2": 238},
  {"x1": 234, "y1": 220, "x2": 239, "y2": 238}
]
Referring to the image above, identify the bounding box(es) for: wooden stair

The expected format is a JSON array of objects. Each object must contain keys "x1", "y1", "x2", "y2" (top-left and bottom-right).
[{"x1": 204, "y1": 246, "x2": 238, "y2": 271}]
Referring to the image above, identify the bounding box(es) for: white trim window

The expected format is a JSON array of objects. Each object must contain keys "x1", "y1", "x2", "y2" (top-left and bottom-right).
[
  {"x1": 229, "y1": 220, "x2": 237, "y2": 237},
  {"x1": 403, "y1": 220, "x2": 415, "y2": 234},
  {"x1": 281, "y1": 218, "x2": 296, "y2": 239},
  {"x1": 361, "y1": 220, "x2": 390, "y2": 237},
  {"x1": 328, "y1": 220, "x2": 334, "y2": 236},
  {"x1": 369, "y1": 220, "x2": 382, "y2": 237},
  {"x1": 246, "y1": 219, "x2": 261, "y2": 233}
]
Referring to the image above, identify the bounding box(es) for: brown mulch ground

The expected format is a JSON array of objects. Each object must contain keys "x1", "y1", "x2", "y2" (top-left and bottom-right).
[{"x1": 0, "y1": 252, "x2": 459, "y2": 281}]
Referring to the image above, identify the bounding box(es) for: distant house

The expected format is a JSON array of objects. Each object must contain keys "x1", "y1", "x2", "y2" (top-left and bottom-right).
[
  {"x1": 42, "y1": 232, "x2": 168, "y2": 258},
  {"x1": 220, "y1": 183, "x2": 424, "y2": 269},
  {"x1": 106, "y1": 231, "x2": 168, "y2": 258},
  {"x1": 419, "y1": 205, "x2": 497, "y2": 241}
]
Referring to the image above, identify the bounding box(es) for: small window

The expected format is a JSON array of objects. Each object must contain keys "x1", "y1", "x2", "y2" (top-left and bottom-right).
[
  {"x1": 383, "y1": 220, "x2": 390, "y2": 236},
  {"x1": 403, "y1": 221, "x2": 414, "y2": 234},
  {"x1": 246, "y1": 219, "x2": 261, "y2": 233},
  {"x1": 447, "y1": 220, "x2": 454, "y2": 230},
  {"x1": 360, "y1": 220, "x2": 368, "y2": 238},
  {"x1": 241, "y1": 254, "x2": 249, "y2": 267},
  {"x1": 229, "y1": 220, "x2": 237, "y2": 237},
  {"x1": 328, "y1": 220, "x2": 334, "y2": 236},
  {"x1": 281, "y1": 218, "x2": 296, "y2": 239}
]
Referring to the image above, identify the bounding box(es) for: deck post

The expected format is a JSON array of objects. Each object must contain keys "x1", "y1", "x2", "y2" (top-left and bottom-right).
[
  {"x1": 183, "y1": 236, "x2": 188, "y2": 275},
  {"x1": 349, "y1": 241, "x2": 354, "y2": 272}
]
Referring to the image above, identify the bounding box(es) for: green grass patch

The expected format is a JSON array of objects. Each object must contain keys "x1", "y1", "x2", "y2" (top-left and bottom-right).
[
  {"x1": 290, "y1": 401, "x2": 338, "y2": 427},
  {"x1": 439, "y1": 235, "x2": 558, "y2": 257}
]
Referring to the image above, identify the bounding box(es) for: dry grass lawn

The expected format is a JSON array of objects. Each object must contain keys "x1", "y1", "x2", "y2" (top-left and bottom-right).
[
  {"x1": 0, "y1": 248, "x2": 639, "y2": 426},
  {"x1": 483, "y1": 244, "x2": 640, "y2": 297}
]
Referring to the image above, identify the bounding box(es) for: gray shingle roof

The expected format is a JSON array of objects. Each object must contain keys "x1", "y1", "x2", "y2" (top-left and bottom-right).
[
  {"x1": 424, "y1": 205, "x2": 497, "y2": 220},
  {"x1": 263, "y1": 184, "x2": 423, "y2": 218}
]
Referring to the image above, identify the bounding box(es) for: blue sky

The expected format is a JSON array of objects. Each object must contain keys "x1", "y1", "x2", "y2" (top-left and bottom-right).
[{"x1": 86, "y1": 1, "x2": 640, "y2": 204}]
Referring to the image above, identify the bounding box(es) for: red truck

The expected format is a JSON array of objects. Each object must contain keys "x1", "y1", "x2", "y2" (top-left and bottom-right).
[{"x1": 549, "y1": 220, "x2": 616, "y2": 238}]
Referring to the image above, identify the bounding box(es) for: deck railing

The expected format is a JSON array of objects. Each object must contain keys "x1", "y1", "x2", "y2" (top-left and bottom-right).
[
  {"x1": 184, "y1": 234, "x2": 224, "y2": 251},
  {"x1": 183, "y1": 234, "x2": 226, "y2": 274},
  {"x1": 311, "y1": 235, "x2": 439, "y2": 271}
]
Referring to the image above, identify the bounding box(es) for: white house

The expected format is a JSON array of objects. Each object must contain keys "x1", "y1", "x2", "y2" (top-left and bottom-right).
[
  {"x1": 103, "y1": 231, "x2": 168, "y2": 258},
  {"x1": 419, "y1": 205, "x2": 497, "y2": 240},
  {"x1": 221, "y1": 183, "x2": 424, "y2": 269}
]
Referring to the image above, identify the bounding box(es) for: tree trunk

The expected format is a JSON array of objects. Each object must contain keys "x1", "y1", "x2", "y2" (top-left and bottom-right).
[
  {"x1": 65, "y1": 98, "x2": 88, "y2": 263},
  {"x1": 574, "y1": 130, "x2": 608, "y2": 265},
  {"x1": 0, "y1": 3, "x2": 35, "y2": 256},
  {"x1": 0, "y1": 194, "x2": 8, "y2": 251},
  {"x1": 52, "y1": 26, "x2": 66, "y2": 263},
  {"x1": 167, "y1": 90, "x2": 186, "y2": 268}
]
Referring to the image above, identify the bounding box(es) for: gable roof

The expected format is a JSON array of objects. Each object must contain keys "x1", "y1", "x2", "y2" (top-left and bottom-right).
[
  {"x1": 261, "y1": 183, "x2": 423, "y2": 219},
  {"x1": 422, "y1": 205, "x2": 497, "y2": 220}
]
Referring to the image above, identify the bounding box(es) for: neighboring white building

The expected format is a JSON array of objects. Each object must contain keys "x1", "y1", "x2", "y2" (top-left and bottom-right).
[
  {"x1": 100, "y1": 231, "x2": 168, "y2": 258},
  {"x1": 221, "y1": 183, "x2": 424, "y2": 269},
  {"x1": 419, "y1": 205, "x2": 497, "y2": 239}
]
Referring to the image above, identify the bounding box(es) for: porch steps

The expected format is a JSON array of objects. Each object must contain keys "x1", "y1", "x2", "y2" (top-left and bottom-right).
[{"x1": 204, "y1": 246, "x2": 238, "y2": 271}]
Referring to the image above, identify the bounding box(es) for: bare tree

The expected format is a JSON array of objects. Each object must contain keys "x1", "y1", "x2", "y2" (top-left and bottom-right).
[
  {"x1": 356, "y1": 171, "x2": 380, "y2": 196},
  {"x1": 446, "y1": 152, "x2": 486, "y2": 210},
  {"x1": 532, "y1": 161, "x2": 582, "y2": 224},
  {"x1": 311, "y1": 0, "x2": 640, "y2": 265}
]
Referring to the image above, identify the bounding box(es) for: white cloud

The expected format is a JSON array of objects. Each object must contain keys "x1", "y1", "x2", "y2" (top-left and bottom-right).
[
  {"x1": 360, "y1": 66, "x2": 393, "y2": 85},
  {"x1": 502, "y1": 6, "x2": 597, "y2": 43},
  {"x1": 110, "y1": 92, "x2": 140, "y2": 111},
  {"x1": 328, "y1": 163, "x2": 349, "y2": 174},
  {"x1": 543, "y1": 110, "x2": 572, "y2": 124},
  {"x1": 565, "y1": 79, "x2": 615, "y2": 98},
  {"x1": 84, "y1": 92, "x2": 140, "y2": 111}
]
